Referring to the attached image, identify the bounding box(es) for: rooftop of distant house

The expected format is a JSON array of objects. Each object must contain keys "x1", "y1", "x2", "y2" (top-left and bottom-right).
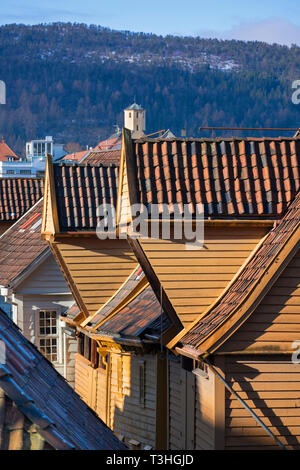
[{"x1": 0, "y1": 139, "x2": 19, "y2": 162}]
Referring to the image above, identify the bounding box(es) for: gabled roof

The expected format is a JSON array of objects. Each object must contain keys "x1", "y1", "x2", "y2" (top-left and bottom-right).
[
  {"x1": 0, "y1": 199, "x2": 48, "y2": 288},
  {"x1": 0, "y1": 139, "x2": 19, "y2": 161},
  {"x1": 98, "y1": 285, "x2": 170, "y2": 338},
  {"x1": 180, "y1": 190, "x2": 300, "y2": 354},
  {"x1": 126, "y1": 135, "x2": 300, "y2": 218},
  {"x1": 0, "y1": 178, "x2": 43, "y2": 221},
  {"x1": 0, "y1": 307, "x2": 126, "y2": 450},
  {"x1": 82, "y1": 149, "x2": 121, "y2": 166},
  {"x1": 53, "y1": 163, "x2": 119, "y2": 231}
]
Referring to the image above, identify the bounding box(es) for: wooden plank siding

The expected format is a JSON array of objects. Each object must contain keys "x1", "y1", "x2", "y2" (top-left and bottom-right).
[
  {"x1": 140, "y1": 226, "x2": 267, "y2": 328},
  {"x1": 224, "y1": 356, "x2": 300, "y2": 450},
  {"x1": 194, "y1": 367, "x2": 216, "y2": 449},
  {"x1": 75, "y1": 351, "x2": 158, "y2": 449},
  {"x1": 168, "y1": 355, "x2": 215, "y2": 450},
  {"x1": 109, "y1": 352, "x2": 157, "y2": 449},
  {"x1": 168, "y1": 356, "x2": 184, "y2": 449},
  {"x1": 75, "y1": 353, "x2": 95, "y2": 406},
  {"x1": 54, "y1": 238, "x2": 138, "y2": 315},
  {"x1": 16, "y1": 255, "x2": 71, "y2": 296},
  {"x1": 219, "y1": 247, "x2": 300, "y2": 354}
]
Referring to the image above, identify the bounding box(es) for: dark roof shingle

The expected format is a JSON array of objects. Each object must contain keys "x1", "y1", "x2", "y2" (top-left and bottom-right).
[{"x1": 53, "y1": 163, "x2": 118, "y2": 231}]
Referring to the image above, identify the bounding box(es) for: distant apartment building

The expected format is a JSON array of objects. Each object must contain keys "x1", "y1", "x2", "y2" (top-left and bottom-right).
[
  {"x1": 26, "y1": 135, "x2": 64, "y2": 162},
  {"x1": 0, "y1": 136, "x2": 65, "y2": 178}
]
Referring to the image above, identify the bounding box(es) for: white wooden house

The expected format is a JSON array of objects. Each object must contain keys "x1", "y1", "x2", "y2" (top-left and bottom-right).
[{"x1": 0, "y1": 199, "x2": 76, "y2": 386}]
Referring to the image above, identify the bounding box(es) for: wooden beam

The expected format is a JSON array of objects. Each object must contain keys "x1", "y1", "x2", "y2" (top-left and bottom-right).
[{"x1": 50, "y1": 242, "x2": 89, "y2": 318}]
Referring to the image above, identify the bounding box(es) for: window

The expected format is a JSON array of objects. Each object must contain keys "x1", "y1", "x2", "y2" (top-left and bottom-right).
[
  {"x1": 136, "y1": 125, "x2": 139, "y2": 131},
  {"x1": 20, "y1": 170, "x2": 31, "y2": 175},
  {"x1": 129, "y1": 112, "x2": 131, "y2": 118},
  {"x1": 38, "y1": 310, "x2": 58, "y2": 362},
  {"x1": 6, "y1": 170, "x2": 15, "y2": 174}
]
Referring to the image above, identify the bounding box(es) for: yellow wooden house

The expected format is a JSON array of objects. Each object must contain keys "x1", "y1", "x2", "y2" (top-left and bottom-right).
[{"x1": 42, "y1": 132, "x2": 300, "y2": 450}]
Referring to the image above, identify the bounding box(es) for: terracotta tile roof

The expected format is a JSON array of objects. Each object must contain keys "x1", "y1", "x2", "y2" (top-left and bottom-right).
[
  {"x1": 98, "y1": 285, "x2": 170, "y2": 337},
  {"x1": 60, "y1": 150, "x2": 89, "y2": 162},
  {"x1": 132, "y1": 137, "x2": 300, "y2": 218},
  {"x1": 0, "y1": 307, "x2": 127, "y2": 450},
  {"x1": 88, "y1": 266, "x2": 143, "y2": 327},
  {"x1": 181, "y1": 190, "x2": 300, "y2": 349},
  {"x1": 0, "y1": 178, "x2": 43, "y2": 221},
  {"x1": 53, "y1": 163, "x2": 118, "y2": 231},
  {"x1": 0, "y1": 199, "x2": 47, "y2": 287},
  {"x1": 95, "y1": 131, "x2": 122, "y2": 151},
  {"x1": 0, "y1": 139, "x2": 19, "y2": 161},
  {"x1": 83, "y1": 149, "x2": 121, "y2": 165}
]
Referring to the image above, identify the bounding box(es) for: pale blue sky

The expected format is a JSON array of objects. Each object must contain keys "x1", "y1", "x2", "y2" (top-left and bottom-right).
[{"x1": 2, "y1": 0, "x2": 300, "y2": 45}]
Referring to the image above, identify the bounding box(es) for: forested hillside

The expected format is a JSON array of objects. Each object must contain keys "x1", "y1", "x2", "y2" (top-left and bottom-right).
[{"x1": 0, "y1": 22, "x2": 300, "y2": 154}]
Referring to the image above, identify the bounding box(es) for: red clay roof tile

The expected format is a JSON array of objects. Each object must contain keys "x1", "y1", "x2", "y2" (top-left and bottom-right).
[
  {"x1": 0, "y1": 199, "x2": 46, "y2": 287},
  {"x1": 0, "y1": 178, "x2": 43, "y2": 221},
  {"x1": 132, "y1": 137, "x2": 300, "y2": 218}
]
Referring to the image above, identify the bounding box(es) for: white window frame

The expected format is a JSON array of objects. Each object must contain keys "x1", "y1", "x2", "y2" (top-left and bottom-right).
[{"x1": 36, "y1": 308, "x2": 63, "y2": 364}]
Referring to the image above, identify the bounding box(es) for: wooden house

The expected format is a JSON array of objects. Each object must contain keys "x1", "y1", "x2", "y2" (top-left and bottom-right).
[
  {"x1": 42, "y1": 132, "x2": 300, "y2": 450},
  {"x1": 0, "y1": 199, "x2": 76, "y2": 386},
  {"x1": 0, "y1": 306, "x2": 126, "y2": 450},
  {"x1": 41, "y1": 157, "x2": 177, "y2": 449},
  {"x1": 115, "y1": 131, "x2": 300, "y2": 450}
]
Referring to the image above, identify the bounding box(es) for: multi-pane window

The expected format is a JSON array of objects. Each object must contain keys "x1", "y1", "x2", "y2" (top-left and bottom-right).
[{"x1": 38, "y1": 310, "x2": 58, "y2": 362}]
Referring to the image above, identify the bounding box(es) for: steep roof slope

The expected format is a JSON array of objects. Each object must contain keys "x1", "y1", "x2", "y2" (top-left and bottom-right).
[
  {"x1": 0, "y1": 307, "x2": 127, "y2": 450},
  {"x1": 129, "y1": 137, "x2": 300, "y2": 218},
  {"x1": 0, "y1": 199, "x2": 47, "y2": 287},
  {"x1": 53, "y1": 163, "x2": 118, "y2": 231},
  {"x1": 98, "y1": 285, "x2": 170, "y2": 338},
  {"x1": 0, "y1": 178, "x2": 43, "y2": 221},
  {"x1": 0, "y1": 139, "x2": 19, "y2": 161}
]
